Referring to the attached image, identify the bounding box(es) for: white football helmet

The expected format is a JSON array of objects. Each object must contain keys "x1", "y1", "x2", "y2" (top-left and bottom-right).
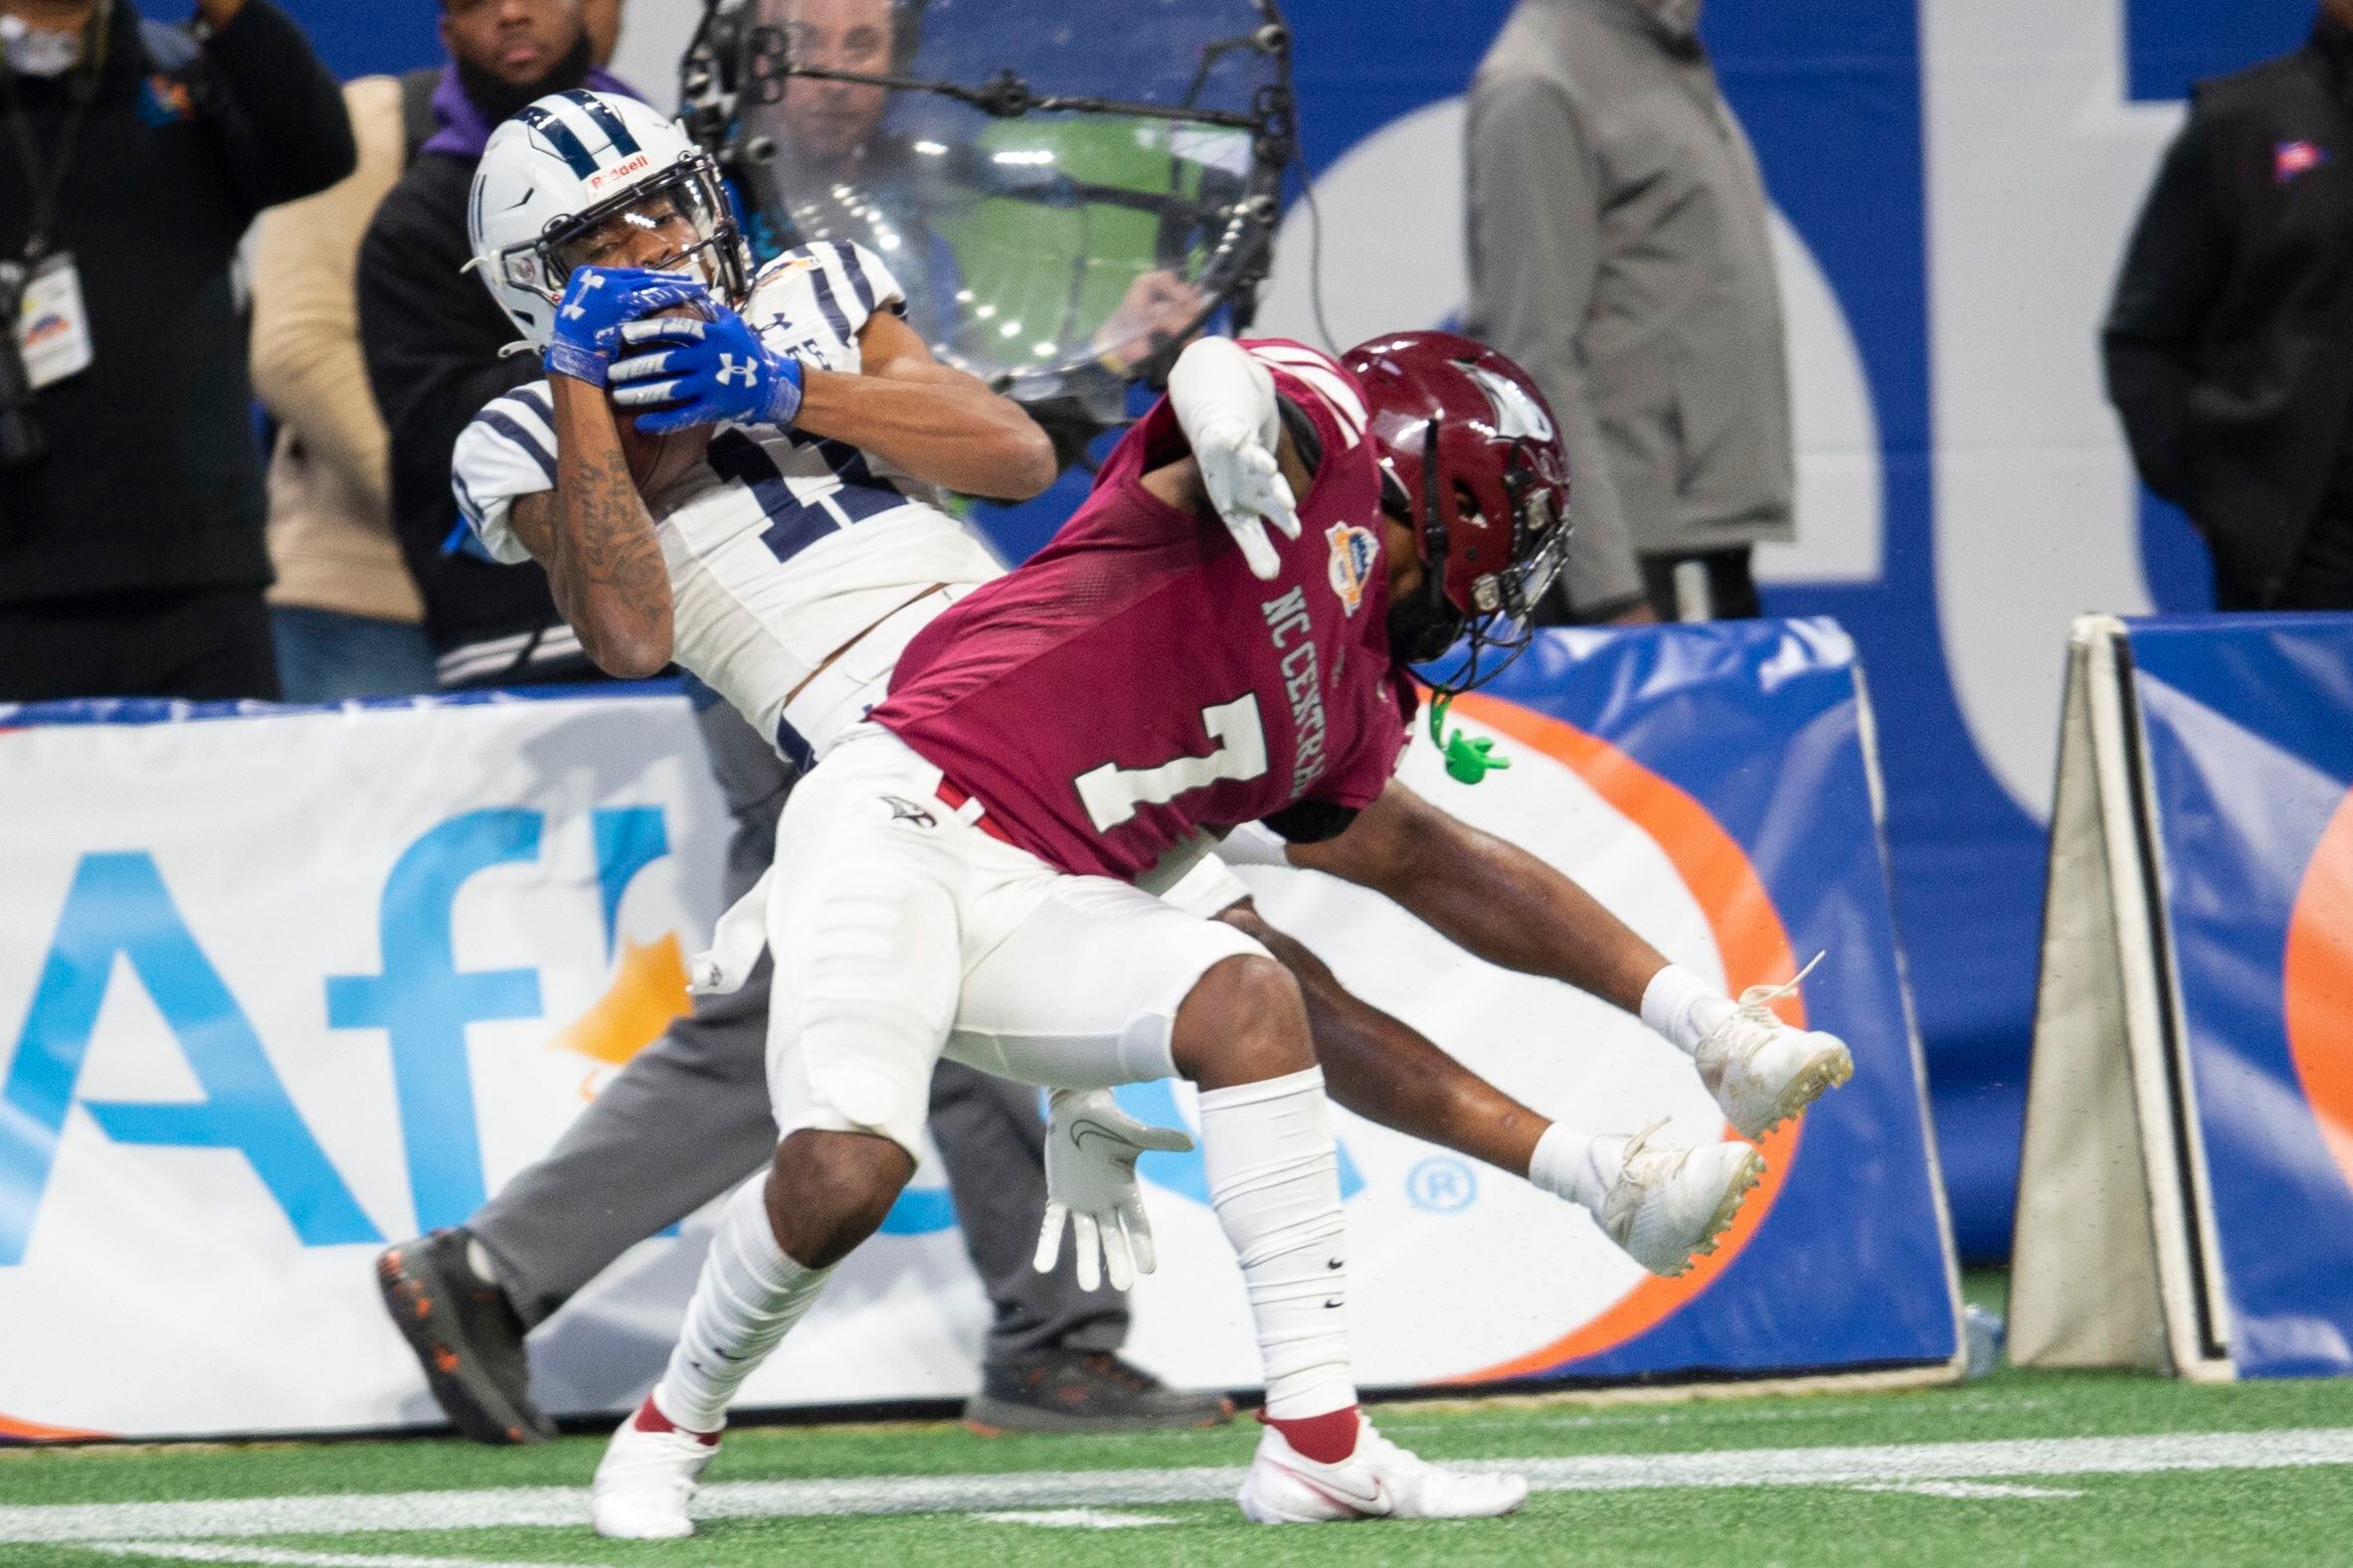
[{"x1": 468, "y1": 88, "x2": 750, "y2": 346}]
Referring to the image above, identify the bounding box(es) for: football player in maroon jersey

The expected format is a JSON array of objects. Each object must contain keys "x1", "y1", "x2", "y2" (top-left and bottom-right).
[{"x1": 589, "y1": 331, "x2": 1852, "y2": 1533}]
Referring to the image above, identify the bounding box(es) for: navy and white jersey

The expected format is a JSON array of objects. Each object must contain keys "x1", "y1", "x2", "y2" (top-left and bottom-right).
[{"x1": 452, "y1": 240, "x2": 1005, "y2": 765}]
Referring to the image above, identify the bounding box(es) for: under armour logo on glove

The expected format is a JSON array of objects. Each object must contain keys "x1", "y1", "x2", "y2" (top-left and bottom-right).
[
  {"x1": 559, "y1": 270, "x2": 608, "y2": 321},
  {"x1": 544, "y1": 266, "x2": 711, "y2": 387},
  {"x1": 609, "y1": 304, "x2": 806, "y2": 433}
]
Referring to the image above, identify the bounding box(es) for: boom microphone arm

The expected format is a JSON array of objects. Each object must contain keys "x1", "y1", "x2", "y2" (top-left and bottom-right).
[{"x1": 774, "y1": 63, "x2": 1268, "y2": 132}]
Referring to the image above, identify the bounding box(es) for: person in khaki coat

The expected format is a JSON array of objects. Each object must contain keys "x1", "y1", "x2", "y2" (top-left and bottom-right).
[
  {"x1": 251, "y1": 0, "x2": 623, "y2": 701},
  {"x1": 252, "y1": 73, "x2": 435, "y2": 701},
  {"x1": 1463, "y1": 0, "x2": 1795, "y2": 624}
]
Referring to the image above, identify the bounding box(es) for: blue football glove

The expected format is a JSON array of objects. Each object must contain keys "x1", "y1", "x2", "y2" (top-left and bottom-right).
[
  {"x1": 543, "y1": 267, "x2": 711, "y2": 386},
  {"x1": 607, "y1": 305, "x2": 806, "y2": 434}
]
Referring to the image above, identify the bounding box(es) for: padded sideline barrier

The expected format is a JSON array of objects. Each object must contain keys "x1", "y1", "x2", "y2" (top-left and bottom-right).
[
  {"x1": 0, "y1": 621, "x2": 1960, "y2": 1439},
  {"x1": 2013, "y1": 613, "x2": 2353, "y2": 1379}
]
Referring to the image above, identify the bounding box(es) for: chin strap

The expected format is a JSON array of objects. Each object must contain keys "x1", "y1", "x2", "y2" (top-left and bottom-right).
[{"x1": 1427, "y1": 691, "x2": 1510, "y2": 784}]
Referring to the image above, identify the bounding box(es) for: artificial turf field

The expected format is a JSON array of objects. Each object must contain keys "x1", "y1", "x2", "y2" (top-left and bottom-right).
[{"x1": 8, "y1": 1279, "x2": 2353, "y2": 1568}]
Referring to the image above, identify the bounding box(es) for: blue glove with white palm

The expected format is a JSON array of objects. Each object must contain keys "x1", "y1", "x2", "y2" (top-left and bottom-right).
[
  {"x1": 607, "y1": 300, "x2": 807, "y2": 435},
  {"x1": 543, "y1": 266, "x2": 705, "y2": 387}
]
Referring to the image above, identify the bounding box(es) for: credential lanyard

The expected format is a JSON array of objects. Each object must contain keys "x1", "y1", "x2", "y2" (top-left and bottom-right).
[{"x1": 0, "y1": 1, "x2": 110, "y2": 264}]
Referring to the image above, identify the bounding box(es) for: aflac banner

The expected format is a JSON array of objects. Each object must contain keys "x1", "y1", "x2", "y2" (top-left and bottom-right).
[
  {"x1": 0, "y1": 694, "x2": 733, "y2": 1437},
  {"x1": 0, "y1": 624, "x2": 1958, "y2": 1439}
]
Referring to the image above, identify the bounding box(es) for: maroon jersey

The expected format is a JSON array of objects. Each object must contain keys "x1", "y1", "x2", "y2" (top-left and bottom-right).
[{"x1": 873, "y1": 340, "x2": 1415, "y2": 882}]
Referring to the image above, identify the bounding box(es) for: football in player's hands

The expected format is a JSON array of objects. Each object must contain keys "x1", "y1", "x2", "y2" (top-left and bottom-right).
[
  {"x1": 611, "y1": 300, "x2": 715, "y2": 497},
  {"x1": 609, "y1": 305, "x2": 807, "y2": 435}
]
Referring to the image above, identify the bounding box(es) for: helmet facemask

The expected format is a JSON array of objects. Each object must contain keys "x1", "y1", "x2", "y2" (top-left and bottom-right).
[
  {"x1": 492, "y1": 152, "x2": 750, "y2": 335},
  {"x1": 1384, "y1": 421, "x2": 1467, "y2": 666},
  {"x1": 1388, "y1": 420, "x2": 1572, "y2": 700}
]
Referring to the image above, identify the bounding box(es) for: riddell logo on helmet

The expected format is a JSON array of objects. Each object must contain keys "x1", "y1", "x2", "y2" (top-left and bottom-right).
[{"x1": 588, "y1": 152, "x2": 653, "y2": 192}]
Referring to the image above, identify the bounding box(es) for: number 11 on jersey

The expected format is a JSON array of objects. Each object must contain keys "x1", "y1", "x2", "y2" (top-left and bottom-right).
[{"x1": 1074, "y1": 696, "x2": 1270, "y2": 833}]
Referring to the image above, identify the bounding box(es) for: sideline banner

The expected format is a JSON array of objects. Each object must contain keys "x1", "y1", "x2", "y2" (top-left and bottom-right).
[
  {"x1": 0, "y1": 623, "x2": 1959, "y2": 1440},
  {"x1": 1189, "y1": 618, "x2": 1961, "y2": 1391},
  {"x1": 2012, "y1": 613, "x2": 2353, "y2": 1380}
]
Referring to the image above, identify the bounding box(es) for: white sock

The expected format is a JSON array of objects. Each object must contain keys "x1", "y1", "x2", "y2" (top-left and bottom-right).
[
  {"x1": 649, "y1": 1174, "x2": 832, "y2": 1434},
  {"x1": 1197, "y1": 1066, "x2": 1357, "y2": 1421},
  {"x1": 1641, "y1": 964, "x2": 1737, "y2": 1058},
  {"x1": 1527, "y1": 1124, "x2": 1609, "y2": 1210}
]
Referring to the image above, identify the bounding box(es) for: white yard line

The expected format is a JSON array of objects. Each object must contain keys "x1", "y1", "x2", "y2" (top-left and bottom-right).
[
  {"x1": 6, "y1": 1428, "x2": 2353, "y2": 1544},
  {"x1": 1388, "y1": 1394, "x2": 2053, "y2": 1438},
  {"x1": 972, "y1": 1509, "x2": 1179, "y2": 1529},
  {"x1": 81, "y1": 1544, "x2": 587, "y2": 1568},
  {"x1": 1850, "y1": 1481, "x2": 2084, "y2": 1499}
]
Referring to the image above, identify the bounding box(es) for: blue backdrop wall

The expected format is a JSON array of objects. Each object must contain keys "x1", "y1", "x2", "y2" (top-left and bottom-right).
[{"x1": 181, "y1": 0, "x2": 2319, "y2": 1258}]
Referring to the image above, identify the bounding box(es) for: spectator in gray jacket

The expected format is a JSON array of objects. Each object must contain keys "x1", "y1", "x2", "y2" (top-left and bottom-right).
[{"x1": 1463, "y1": 0, "x2": 1793, "y2": 622}]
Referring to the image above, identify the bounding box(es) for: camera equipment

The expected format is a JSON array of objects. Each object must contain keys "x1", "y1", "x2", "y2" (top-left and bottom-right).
[{"x1": 678, "y1": 0, "x2": 1294, "y2": 446}]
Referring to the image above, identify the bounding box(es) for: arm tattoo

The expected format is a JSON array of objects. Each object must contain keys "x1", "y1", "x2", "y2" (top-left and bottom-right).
[
  {"x1": 552, "y1": 442, "x2": 670, "y2": 657},
  {"x1": 562, "y1": 445, "x2": 659, "y2": 589},
  {"x1": 524, "y1": 375, "x2": 677, "y2": 672}
]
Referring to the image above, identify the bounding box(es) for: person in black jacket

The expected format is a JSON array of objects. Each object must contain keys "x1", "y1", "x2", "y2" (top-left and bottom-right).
[
  {"x1": 0, "y1": 0, "x2": 354, "y2": 702},
  {"x1": 2104, "y1": 3, "x2": 2353, "y2": 610},
  {"x1": 357, "y1": 0, "x2": 634, "y2": 691}
]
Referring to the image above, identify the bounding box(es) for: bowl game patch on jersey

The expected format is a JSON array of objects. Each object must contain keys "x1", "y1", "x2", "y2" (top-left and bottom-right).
[{"x1": 1327, "y1": 521, "x2": 1380, "y2": 615}]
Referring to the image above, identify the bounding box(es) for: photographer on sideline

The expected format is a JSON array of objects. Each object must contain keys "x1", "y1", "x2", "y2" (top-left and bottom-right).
[{"x1": 0, "y1": 0, "x2": 354, "y2": 702}]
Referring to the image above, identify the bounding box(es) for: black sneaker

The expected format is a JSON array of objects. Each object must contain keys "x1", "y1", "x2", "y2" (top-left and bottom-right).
[
  {"x1": 377, "y1": 1229, "x2": 554, "y2": 1445},
  {"x1": 963, "y1": 1350, "x2": 1235, "y2": 1435}
]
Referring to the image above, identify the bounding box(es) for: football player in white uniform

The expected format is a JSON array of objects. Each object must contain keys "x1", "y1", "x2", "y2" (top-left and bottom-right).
[{"x1": 457, "y1": 89, "x2": 1852, "y2": 1534}]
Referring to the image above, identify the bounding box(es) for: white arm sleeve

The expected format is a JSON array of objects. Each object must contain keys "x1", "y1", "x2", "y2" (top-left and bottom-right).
[
  {"x1": 451, "y1": 381, "x2": 559, "y2": 566},
  {"x1": 1168, "y1": 335, "x2": 1280, "y2": 453}
]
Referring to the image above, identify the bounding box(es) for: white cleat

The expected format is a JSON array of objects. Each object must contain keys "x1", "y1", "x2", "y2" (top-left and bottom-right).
[
  {"x1": 591, "y1": 1398, "x2": 717, "y2": 1540},
  {"x1": 1237, "y1": 1412, "x2": 1528, "y2": 1523},
  {"x1": 1596, "y1": 1122, "x2": 1766, "y2": 1277},
  {"x1": 1695, "y1": 955, "x2": 1854, "y2": 1140}
]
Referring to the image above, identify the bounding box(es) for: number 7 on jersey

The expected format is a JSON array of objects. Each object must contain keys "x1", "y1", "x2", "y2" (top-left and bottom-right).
[{"x1": 1074, "y1": 696, "x2": 1270, "y2": 833}]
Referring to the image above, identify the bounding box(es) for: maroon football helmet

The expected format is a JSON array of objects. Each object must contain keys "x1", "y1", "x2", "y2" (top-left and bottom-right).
[{"x1": 1342, "y1": 331, "x2": 1572, "y2": 683}]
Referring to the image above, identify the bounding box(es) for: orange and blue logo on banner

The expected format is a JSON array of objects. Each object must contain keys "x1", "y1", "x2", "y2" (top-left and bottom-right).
[
  {"x1": 1410, "y1": 625, "x2": 1953, "y2": 1383},
  {"x1": 2130, "y1": 614, "x2": 2353, "y2": 1377}
]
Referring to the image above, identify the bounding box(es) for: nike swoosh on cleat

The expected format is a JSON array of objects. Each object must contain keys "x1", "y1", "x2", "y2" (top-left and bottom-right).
[
  {"x1": 1273, "y1": 1462, "x2": 1389, "y2": 1516},
  {"x1": 1324, "y1": 1298, "x2": 1343, "y2": 1308},
  {"x1": 1326, "y1": 1257, "x2": 1344, "y2": 1270}
]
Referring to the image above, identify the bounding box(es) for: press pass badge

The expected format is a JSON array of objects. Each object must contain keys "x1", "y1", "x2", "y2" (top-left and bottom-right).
[{"x1": 12, "y1": 252, "x2": 92, "y2": 390}]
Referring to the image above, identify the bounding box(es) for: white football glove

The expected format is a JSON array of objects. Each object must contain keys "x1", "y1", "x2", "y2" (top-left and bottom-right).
[
  {"x1": 1190, "y1": 419, "x2": 1301, "y2": 582},
  {"x1": 1033, "y1": 1088, "x2": 1193, "y2": 1292}
]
